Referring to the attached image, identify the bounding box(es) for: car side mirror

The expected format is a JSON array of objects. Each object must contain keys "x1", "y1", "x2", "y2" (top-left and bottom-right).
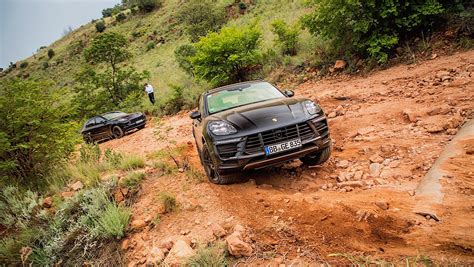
[
  {"x1": 284, "y1": 90, "x2": 294, "y2": 97},
  {"x1": 189, "y1": 111, "x2": 201, "y2": 120}
]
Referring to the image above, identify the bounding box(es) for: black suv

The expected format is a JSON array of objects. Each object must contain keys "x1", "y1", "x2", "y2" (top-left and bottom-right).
[
  {"x1": 81, "y1": 111, "x2": 146, "y2": 143},
  {"x1": 190, "y1": 81, "x2": 331, "y2": 184}
]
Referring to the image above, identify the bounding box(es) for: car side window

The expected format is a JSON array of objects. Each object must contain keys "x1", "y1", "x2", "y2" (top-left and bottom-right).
[
  {"x1": 85, "y1": 118, "x2": 96, "y2": 128},
  {"x1": 96, "y1": 117, "x2": 106, "y2": 124}
]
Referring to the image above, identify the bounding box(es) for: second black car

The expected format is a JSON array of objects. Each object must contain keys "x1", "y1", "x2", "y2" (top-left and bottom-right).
[{"x1": 81, "y1": 111, "x2": 146, "y2": 143}]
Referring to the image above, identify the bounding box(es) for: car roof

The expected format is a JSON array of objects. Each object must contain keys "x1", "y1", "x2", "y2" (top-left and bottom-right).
[
  {"x1": 100, "y1": 111, "x2": 124, "y2": 116},
  {"x1": 204, "y1": 80, "x2": 265, "y2": 95}
]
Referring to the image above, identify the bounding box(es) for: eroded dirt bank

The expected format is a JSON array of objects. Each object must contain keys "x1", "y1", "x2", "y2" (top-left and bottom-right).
[{"x1": 101, "y1": 50, "x2": 474, "y2": 265}]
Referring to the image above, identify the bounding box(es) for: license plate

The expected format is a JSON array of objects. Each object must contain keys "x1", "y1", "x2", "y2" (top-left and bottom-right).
[
  {"x1": 135, "y1": 119, "x2": 143, "y2": 124},
  {"x1": 264, "y1": 139, "x2": 302, "y2": 155}
]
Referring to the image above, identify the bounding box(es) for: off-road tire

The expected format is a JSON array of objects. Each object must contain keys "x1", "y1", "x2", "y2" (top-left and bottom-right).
[
  {"x1": 112, "y1": 126, "x2": 124, "y2": 139},
  {"x1": 201, "y1": 145, "x2": 242, "y2": 184},
  {"x1": 137, "y1": 125, "x2": 145, "y2": 130},
  {"x1": 84, "y1": 135, "x2": 94, "y2": 144},
  {"x1": 300, "y1": 142, "x2": 332, "y2": 166}
]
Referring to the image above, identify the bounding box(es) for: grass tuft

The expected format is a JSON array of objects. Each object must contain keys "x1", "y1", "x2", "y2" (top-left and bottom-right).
[
  {"x1": 120, "y1": 171, "x2": 145, "y2": 189},
  {"x1": 187, "y1": 241, "x2": 228, "y2": 266},
  {"x1": 119, "y1": 154, "x2": 145, "y2": 170},
  {"x1": 95, "y1": 203, "x2": 131, "y2": 239},
  {"x1": 158, "y1": 192, "x2": 176, "y2": 213}
]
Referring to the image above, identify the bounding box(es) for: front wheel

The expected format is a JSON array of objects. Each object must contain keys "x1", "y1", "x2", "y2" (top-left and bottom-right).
[
  {"x1": 84, "y1": 134, "x2": 94, "y2": 144},
  {"x1": 300, "y1": 143, "x2": 332, "y2": 166},
  {"x1": 201, "y1": 145, "x2": 242, "y2": 184},
  {"x1": 112, "y1": 126, "x2": 124, "y2": 139}
]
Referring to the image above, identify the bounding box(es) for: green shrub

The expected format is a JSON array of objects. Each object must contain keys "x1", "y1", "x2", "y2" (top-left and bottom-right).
[
  {"x1": 136, "y1": 0, "x2": 162, "y2": 12},
  {"x1": 95, "y1": 21, "x2": 106, "y2": 33},
  {"x1": 94, "y1": 203, "x2": 130, "y2": 239},
  {"x1": 79, "y1": 143, "x2": 101, "y2": 163},
  {"x1": 119, "y1": 154, "x2": 145, "y2": 170},
  {"x1": 174, "y1": 44, "x2": 196, "y2": 76},
  {"x1": 271, "y1": 20, "x2": 299, "y2": 56},
  {"x1": 116, "y1": 12, "x2": 127, "y2": 22},
  {"x1": 191, "y1": 24, "x2": 262, "y2": 85},
  {"x1": 158, "y1": 192, "x2": 176, "y2": 213},
  {"x1": 104, "y1": 148, "x2": 123, "y2": 168},
  {"x1": 177, "y1": 1, "x2": 227, "y2": 42},
  {"x1": 120, "y1": 171, "x2": 145, "y2": 189},
  {"x1": 47, "y1": 49, "x2": 55, "y2": 59},
  {"x1": 67, "y1": 162, "x2": 101, "y2": 187},
  {"x1": 19, "y1": 62, "x2": 28, "y2": 68},
  {"x1": 301, "y1": 0, "x2": 446, "y2": 63},
  {"x1": 0, "y1": 186, "x2": 42, "y2": 229},
  {"x1": 146, "y1": 41, "x2": 155, "y2": 51},
  {"x1": 42, "y1": 62, "x2": 49, "y2": 69},
  {"x1": 0, "y1": 79, "x2": 77, "y2": 186},
  {"x1": 187, "y1": 241, "x2": 228, "y2": 266}
]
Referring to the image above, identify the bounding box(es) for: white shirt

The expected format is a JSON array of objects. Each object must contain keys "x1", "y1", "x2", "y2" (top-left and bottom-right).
[{"x1": 145, "y1": 84, "x2": 154, "y2": 94}]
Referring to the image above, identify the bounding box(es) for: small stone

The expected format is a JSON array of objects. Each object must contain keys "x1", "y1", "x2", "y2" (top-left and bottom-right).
[
  {"x1": 163, "y1": 240, "x2": 195, "y2": 265},
  {"x1": 430, "y1": 53, "x2": 437, "y2": 59},
  {"x1": 121, "y1": 239, "x2": 130, "y2": 250},
  {"x1": 335, "y1": 105, "x2": 344, "y2": 116},
  {"x1": 354, "y1": 171, "x2": 363, "y2": 180},
  {"x1": 334, "y1": 60, "x2": 347, "y2": 70},
  {"x1": 114, "y1": 190, "x2": 124, "y2": 203},
  {"x1": 389, "y1": 161, "x2": 400, "y2": 168},
  {"x1": 146, "y1": 247, "x2": 165, "y2": 265},
  {"x1": 375, "y1": 200, "x2": 389, "y2": 210},
  {"x1": 69, "y1": 181, "x2": 84, "y2": 191},
  {"x1": 159, "y1": 239, "x2": 174, "y2": 251},
  {"x1": 327, "y1": 112, "x2": 337, "y2": 118},
  {"x1": 210, "y1": 223, "x2": 226, "y2": 238},
  {"x1": 61, "y1": 191, "x2": 75, "y2": 199},
  {"x1": 446, "y1": 128, "x2": 458, "y2": 135},
  {"x1": 130, "y1": 219, "x2": 146, "y2": 230},
  {"x1": 435, "y1": 70, "x2": 450, "y2": 80},
  {"x1": 369, "y1": 154, "x2": 384, "y2": 164},
  {"x1": 336, "y1": 181, "x2": 364, "y2": 188},
  {"x1": 42, "y1": 197, "x2": 53, "y2": 208},
  {"x1": 370, "y1": 163, "x2": 382, "y2": 177},
  {"x1": 382, "y1": 80, "x2": 388, "y2": 85},
  {"x1": 336, "y1": 160, "x2": 349, "y2": 168}
]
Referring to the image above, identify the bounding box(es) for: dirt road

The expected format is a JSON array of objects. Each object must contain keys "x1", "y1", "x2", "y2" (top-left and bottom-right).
[{"x1": 101, "y1": 50, "x2": 474, "y2": 264}]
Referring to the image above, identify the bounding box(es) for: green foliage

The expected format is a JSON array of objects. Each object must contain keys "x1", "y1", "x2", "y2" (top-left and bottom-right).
[
  {"x1": 301, "y1": 0, "x2": 446, "y2": 63},
  {"x1": 104, "y1": 148, "x2": 123, "y2": 168},
  {"x1": 158, "y1": 192, "x2": 176, "y2": 213},
  {"x1": 0, "y1": 186, "x2": 42, "y2": 229},
  {"x1": 94, "y1": 203, "x2": 130, "y2": 239},
  {"x1": 177, "y1": 1, "x2": 227, "y2": 42},
  {"x1": 47, "y1": 49, "x2": 55, "y2": 59},
  {"x1": 0, "y1": 79, "x2": 78, "y2": 186},
  {"x1": 120, "y1": 171, "x2": 145, "y2": 189},
  {"x1": 271, "y1": 19, "x2": 299, "y2": 56},
  {"x1": 191, "y1": 24, "x2": 262, "y2": 85},
  {"x1": 19, "y1": 61, "x2": 28, "y2": 68},
  {"x1": 42, "y1": 62, "x2": 49, "y2": 69},
  {"x1": 116, "y1": 12, "x2": 127, "y2": 22},
  {"x1": 187, "y1": 241, "x2": 228, "y2": 266},
  {"x1": 84, "y1": 32, "x2": 130, "y2": 66},
  {"x1": 79, "y1": 144, "x2": 101, "y2": 164},
  {"x1": 102, "y1": 4, "x2": 124, "y2": 18},
  {"x1": 119, "y1": 154, "x2": 145, "y2": 170},
  {"x1": 133, "y1": 0, "x2": 163, "y2": 12},
  {"x1": 146, "y1": 41, "x2": 155, "y2": 51},
  {"x1": 174, "y1": 44, "x2": 196, "y2": 76},
  {"x1": 95, "y1": 21, "x2": 106, "y2": 33}
]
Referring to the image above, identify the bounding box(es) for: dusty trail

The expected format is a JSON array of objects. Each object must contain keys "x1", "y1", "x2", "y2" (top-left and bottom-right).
[{"x1": 101, "y1": 50, "x2": 474, "y2": 264}]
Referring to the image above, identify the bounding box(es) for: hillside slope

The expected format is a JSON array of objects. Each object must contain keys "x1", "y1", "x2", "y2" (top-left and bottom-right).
[{"x1": 100, "y1": 50, "x2": 474, "y2": 264}]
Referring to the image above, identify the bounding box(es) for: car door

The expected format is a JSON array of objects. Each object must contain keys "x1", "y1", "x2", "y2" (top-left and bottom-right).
[
  {"x1": 83, "y1": 118, "x2": 96, "y2": 138},
  {"x1": 94, "y1": 116, "x2": 110, "y2": 139}
]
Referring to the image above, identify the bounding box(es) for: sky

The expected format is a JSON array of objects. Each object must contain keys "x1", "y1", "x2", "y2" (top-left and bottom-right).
[{"x1": 0, "y1": 0, "x2": 120, "y2": 69}]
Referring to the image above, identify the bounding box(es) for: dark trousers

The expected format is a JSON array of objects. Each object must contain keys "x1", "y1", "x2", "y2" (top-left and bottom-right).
[{"x1": 148, "y1": 92, "x2": 155, "y2": 104}]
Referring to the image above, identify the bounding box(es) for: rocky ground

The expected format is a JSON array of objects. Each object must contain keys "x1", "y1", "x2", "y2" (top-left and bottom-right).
[{"x1": 100, "y1": 50, "x2": 474, "y2": 265}]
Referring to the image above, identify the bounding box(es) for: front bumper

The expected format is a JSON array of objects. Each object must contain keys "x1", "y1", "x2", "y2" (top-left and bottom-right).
[
  {"x1": 123, "y1": 117, "x2": 146, "y2": 131},
  {"x1": 211, "y1": 115, "x2": 331, "y2": 174}
]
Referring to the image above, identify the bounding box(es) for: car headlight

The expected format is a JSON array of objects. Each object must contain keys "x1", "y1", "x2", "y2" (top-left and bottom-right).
[
  {"x1": 208, "y1": 121, "x2": 237, "y2": 136},
  {"x1": 304, "y1": 100, "x2": 321, "y2": 115},
  {"x1": 118, "y1": 118, "x2": 128, "y2": 122}
]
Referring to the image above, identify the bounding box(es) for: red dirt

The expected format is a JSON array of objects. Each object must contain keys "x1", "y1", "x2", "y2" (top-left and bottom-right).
[{"x1": 100, "y1": 50, "x2": 474, "y2": 265}]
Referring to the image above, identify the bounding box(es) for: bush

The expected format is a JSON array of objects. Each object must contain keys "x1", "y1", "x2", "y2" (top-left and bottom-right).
[
  {"x1": 177, "y1": 1, "x2": 227, "y2": 42},
  {"x1": 94, "y1": 203, "x2": 130, "y2": 239},
  {"x1": 187, "y1": 242, "x2": 228, "y2": 266},
  {"x1": 158, "y1": 192, "x2": 176, "y2": 213},
  {"x1": 0, "y1": 80, "x2": 77, "y2": 186},
  {"x1": 174, "y1": 44, "x2": 196, "y2": 76},
  {"x1": 0, "y1": 186, "x2": 42, "y2": 229},
  {"x1": 136, "y1": 0, "x2": 162, "y2": 13},
  {"x1": 146, "y1": 41, "x2": 155, "y2": 51},
  {"x1": 191, "y1": 24, "x2": 262, "y2": 85},
  {"x1": 19, "y1": 62, "x2": 28, "y2": 68},
  {"x1": 301, "y1": 0, "x2": 446, "y2": 63},
  {"x1": 79, "y1": 144, "x2": 101, "y2": 164},
  {"x1": 42, "y1": 62, "x2": 49, "y2": 69},
  {"x1": 47, "y1": 49, "x2": 55, "y2": 59},
  {"x1": 119, "y1": 154, "x2": 145, "y2": 170},
  {"x1": 120, "y1": 171, "x2": 145, "y2": 189},
  {"x1": 104, "y1": 148, "x2": 123, "y2": 167},
  {"x1": 116, "y1": 12, "x2": 127, "y2": 22},
  {"x1": 95, "y1": 21, "x2": 106, "y2": 33},
  {"x1": 271, "y1": 20, "x2": 299, "y2": 56}
]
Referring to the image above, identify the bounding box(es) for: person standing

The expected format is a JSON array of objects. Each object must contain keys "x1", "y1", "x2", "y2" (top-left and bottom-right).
[{"x1": 144, "y1": 83, "x2": 155, "y2": 105}]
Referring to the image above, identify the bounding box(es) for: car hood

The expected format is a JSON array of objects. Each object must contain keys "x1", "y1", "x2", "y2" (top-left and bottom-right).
[
  {"x1": 109, "y1": 112, "x2": 142, "y2": 122},
  {"x1": 207, "y1": 97, "x2": 310, "y2": 131}
]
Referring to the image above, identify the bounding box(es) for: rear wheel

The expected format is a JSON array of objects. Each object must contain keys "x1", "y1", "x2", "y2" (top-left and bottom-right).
[
  {"x1": 112, "y1": 126, "x2": 124, "y2": 139},
  {"x1": 201, "y1": 145, "x2": 242, "y2": 184},
  {"x1": 300, "y1": 142, "x2": 332, "y2": 166}
]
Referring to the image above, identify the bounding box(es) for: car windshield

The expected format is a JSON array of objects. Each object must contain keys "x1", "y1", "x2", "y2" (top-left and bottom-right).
[
  {"x1": 206, "y1": 82, "x2": 285, "y2": 114},
  {"x1": 102, "y1": 112, "x2": 127, "y2": 120}
]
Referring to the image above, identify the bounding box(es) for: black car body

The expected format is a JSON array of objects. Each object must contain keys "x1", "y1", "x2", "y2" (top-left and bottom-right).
[
  {"x1": 81, "y1": 111, "x2": 146, "y2": 143},
  {"x1": 190, "y1": 81, "x2": 331, "y2": 184}
]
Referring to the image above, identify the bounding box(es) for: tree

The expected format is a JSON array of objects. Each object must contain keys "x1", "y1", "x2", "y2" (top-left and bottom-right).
[
  {"x1": 79, "y1": 32, "x2": 149, "y2": 110},
  {"x1": 191, "y1": 25, "x2": 262, "y2": 85},
  {"x1": 47, "y1": 49, "x2": 55, "y2": 59},
  {"x1": 174, "y1": 44, "x2": 196, "y2": 76},
  {"x1": 177, "y1": 1, "x2": 227, "y2": 42},
  {"x1": 0, "y1": 79, "x2": 77, "y2": 186},
  {"x1": 95, "y1": 21, "x2": 106, "y2": 33},
  {"x1": 271, "y1": 20, "x2": 300, "y2": 56},
  {"x1": 301, "y1": 0, "x2": 445, "y2": 63}
]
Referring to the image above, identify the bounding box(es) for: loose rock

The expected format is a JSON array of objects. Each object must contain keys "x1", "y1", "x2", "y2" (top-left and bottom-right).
[
  {"x1": 226, "y1": 232, "x2": 253, "y2": 258},
  {"x1": 375, "y1": 200, "x2": 389, "y2": 210},
  {"x1": 210, "y1": 223, "x2": 226, "y2": 238},
  {"x1": 163, "y1": 240, "x2": 195, "y2": 265},
  {"x1": 70, "y1": 181, "x2": 84, "y2": 191},
  {"x1": 42, "y1": 197, "x2": 53, "y2": 208}
]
